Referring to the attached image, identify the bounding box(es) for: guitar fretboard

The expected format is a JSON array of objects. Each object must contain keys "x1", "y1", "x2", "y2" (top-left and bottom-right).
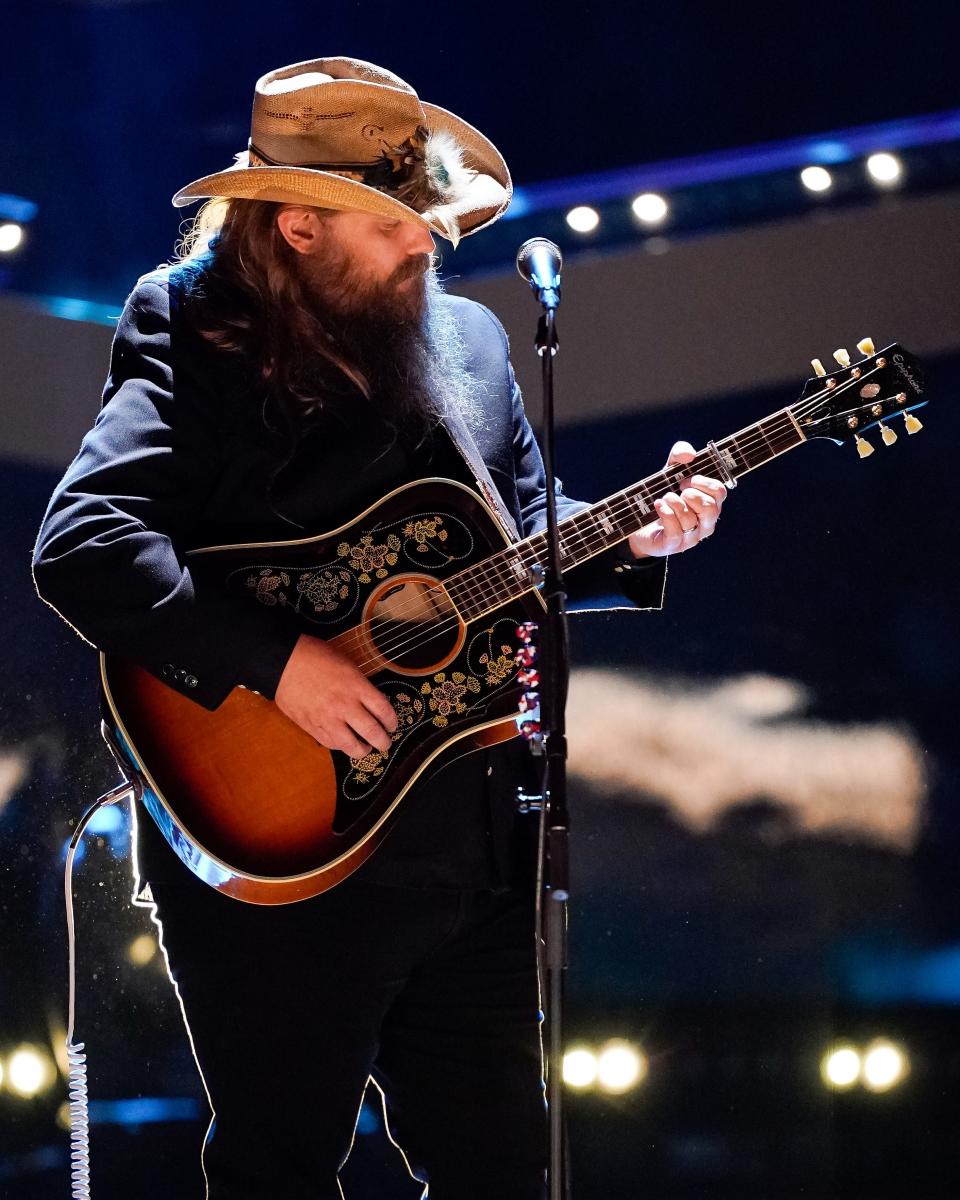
[{"x1": 445, "y1": 408, "x2": 806, "y2": 621}]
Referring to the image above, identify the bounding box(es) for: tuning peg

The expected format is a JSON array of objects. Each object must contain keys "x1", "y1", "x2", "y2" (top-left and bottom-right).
[
  {"x1": 880, "y1": 423, "x2": 898, "y2": 445},
  {"x1": 811, "y1": 358, "x2": 827, "y2": 377},
  {"x1": 904, "y1": 413, "x2": 923, "y2": 434},
  {"x1": 856, "y1": 337, "x2": 876, "y2": 357},
  {"x1": 855, "y1": 435, "x2": 874, "y2": 458},
  {"x1": 833, "y1": 348, "x2": 851, "y2": 368}
]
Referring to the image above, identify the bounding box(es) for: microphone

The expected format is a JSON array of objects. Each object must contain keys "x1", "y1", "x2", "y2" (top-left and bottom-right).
[{"x1": 516, "y1": 237, "x2": 562, "y2": 310}]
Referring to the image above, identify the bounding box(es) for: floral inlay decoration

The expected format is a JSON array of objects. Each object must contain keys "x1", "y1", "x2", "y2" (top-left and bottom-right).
[
  {"x1": 420, "y1": 670, "x2": 482, "y2": 727},
  {"x1": 402, "y1": 516, "x2": 448, "y2": 554},
  {"x1": 349, "y1": 748, "x2": 386, "y2": 785},
  {"x1": 337, "y1": 533, "x2": 402, "y2": 583},
  {"x1": 296, "y1": 568, "x2": 353, "y2": 613},
  {"x1": 392, "y1": 690, "x2": 426, "y2": 732},
  {"x1": 478, "y1": 644, "x2": 516, "y2": 687},
  {"x1": 244, "y1": 568, "x2": 290, "y2": 606}
]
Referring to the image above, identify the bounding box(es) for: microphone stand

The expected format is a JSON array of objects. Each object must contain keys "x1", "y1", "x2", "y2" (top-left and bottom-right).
[{"x1": 530, "y1": 300, "x2": 571, "y2": 1200}]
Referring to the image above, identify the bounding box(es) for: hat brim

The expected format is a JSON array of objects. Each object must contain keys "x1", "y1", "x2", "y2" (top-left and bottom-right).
[{"x1": 172, "y1": 99, "x2": 512, "y2": 245}]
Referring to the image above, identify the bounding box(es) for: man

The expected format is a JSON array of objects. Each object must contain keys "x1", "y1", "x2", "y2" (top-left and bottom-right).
[{"x1": 33, "y1": 58, "x2": 727, "y2": 1199}]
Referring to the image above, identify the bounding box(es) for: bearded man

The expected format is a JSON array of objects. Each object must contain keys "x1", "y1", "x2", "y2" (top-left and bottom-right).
[{"x1": 32, "y1": 57, "x2": 727, "y2": 1200}]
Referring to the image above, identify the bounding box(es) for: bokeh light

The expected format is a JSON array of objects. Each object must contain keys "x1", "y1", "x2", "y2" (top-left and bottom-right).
[
  {"x1": 866, "y1": 152, "x2": 903, "y2": 185},
  {"x1": 821, "y1": 1044, "x2": 861, "y2": 1090},
  {"x1": 862, "y1": 1040, "x2": 909, "y2": 1092},
  {"x1": 7, "y1": 1045, "x2": 56, "y2": 1098},
  {"x1": 128, "y1": 933, "x2": 158, "y2": 966},
  {"x1": 565, "y1": 205, "x2": 600, "y2": 234},
  {"x1": 631, "y1": 192, "x2": 670, "y2": 225},
  {"x1": 596, "y1": 1040, "x2": 647, "y2": 1094},
  {"x1": 0, "y1": 222, "x2": 24, "y2": 253},
  {"x1": 563, "y1": 1047, "x2": 598, "y2": 1088},
  {"x1": 800, "y1": 166, "x2": 833, "y2": 193}
]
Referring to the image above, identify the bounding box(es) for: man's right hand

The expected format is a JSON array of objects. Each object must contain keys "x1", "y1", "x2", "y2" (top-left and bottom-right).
[{"x1": 274, "y1": 634, "x2": 398, "y2": 758}]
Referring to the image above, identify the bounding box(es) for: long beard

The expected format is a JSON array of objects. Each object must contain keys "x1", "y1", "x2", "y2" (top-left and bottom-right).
[{"x1": 298, "y1": 263, "x2": 484, "y2": 445}]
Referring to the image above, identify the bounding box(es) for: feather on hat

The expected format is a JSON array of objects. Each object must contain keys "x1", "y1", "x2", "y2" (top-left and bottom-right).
[{"x1": 172, "y1": 58, "x2": 512, "y2": 247}]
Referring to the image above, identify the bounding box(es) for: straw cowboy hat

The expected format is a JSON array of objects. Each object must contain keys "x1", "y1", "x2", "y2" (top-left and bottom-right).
[{"x1": 172, "y1": 57, "x2": 512, "y2": 247}]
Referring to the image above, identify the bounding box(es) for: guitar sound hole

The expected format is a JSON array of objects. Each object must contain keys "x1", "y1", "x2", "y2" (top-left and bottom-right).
[{"x1": 366, "y1": 576, "x2": 461, "y2": 673}]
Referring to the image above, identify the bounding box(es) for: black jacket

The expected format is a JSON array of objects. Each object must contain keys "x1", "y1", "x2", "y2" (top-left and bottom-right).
[{"x1": 32, "y1": 263, "x2": 666, "y2": 709}]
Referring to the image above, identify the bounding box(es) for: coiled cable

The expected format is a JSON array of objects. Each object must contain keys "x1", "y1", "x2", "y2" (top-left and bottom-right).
[{"x1": 64, "y1": 779, "x2": 138, "y2": 1200}]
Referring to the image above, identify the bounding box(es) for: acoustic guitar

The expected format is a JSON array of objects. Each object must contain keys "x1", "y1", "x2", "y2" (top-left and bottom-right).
[{"x1": 101, "y1": 339, "x2": 926, "y2": 903}]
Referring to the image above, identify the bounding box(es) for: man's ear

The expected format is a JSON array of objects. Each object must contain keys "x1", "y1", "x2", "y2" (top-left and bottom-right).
[{"x1": 276, "y1": 206, "x2": 326, "y2": 255}]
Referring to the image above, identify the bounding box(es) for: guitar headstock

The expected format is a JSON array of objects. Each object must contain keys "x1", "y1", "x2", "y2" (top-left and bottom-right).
[{"x1": 791, "y1": 339, "x2": 927, "y2": 457}]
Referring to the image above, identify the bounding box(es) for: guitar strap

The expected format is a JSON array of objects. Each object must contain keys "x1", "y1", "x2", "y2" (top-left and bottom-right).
[{"x1": 440, "y1": 402, "x2": 522, "y2": 546}]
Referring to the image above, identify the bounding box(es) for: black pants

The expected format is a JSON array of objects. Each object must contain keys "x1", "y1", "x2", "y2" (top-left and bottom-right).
[{"x1": 147, "y1": 866, "x2": 548, "y2": 1199}]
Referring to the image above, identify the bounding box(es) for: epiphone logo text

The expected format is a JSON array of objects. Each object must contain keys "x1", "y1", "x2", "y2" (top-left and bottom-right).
[{"x1": 893, "y1": 352, "x2": 924, "y2": 395}]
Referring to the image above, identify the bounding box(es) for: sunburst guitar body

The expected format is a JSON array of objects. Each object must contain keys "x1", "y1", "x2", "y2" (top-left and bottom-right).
[{"x1": 102, "y1": 479, "x2": 543, "y2": 903}]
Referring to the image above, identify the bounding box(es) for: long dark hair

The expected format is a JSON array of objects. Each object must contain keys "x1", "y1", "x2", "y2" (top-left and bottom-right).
[{"x1": 174, "y1": 198, "x2": 372, "y2": 448}]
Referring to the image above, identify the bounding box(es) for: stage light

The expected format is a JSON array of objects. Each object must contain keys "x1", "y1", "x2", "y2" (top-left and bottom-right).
[
  {"x1": 128, "y1": 933, "x2": 158, "y2": 966},
  {"x1": 0, "y1": 222, "x2": 24, "y2": 253},
  {"x1": 631, "y1": 192, "x2": 669, "y2": 226},
  {"x1": 7, "y1": 1045, "x2": 55, "y2": 1098},
  {"x1": 866, "y1": 152, "x2": 903, "y2": 186},
  {"x1": 565, "y1": 205, "x2": 600, "y2": 234},
  {"x1": 596, "y1": 1040, "x2": 647, "y2": 1094},
  {"x1": 562, "y1": 1047, "x2": 598, "y2": 1089},
  {"x1": 862, "y1": 1039, "x2": 908, "y2": 1092},
  {"x1": 800, "y1": 166, "x2": 833, "y2": 193},
  {"x1": 821, "y1": 1044, "x2": 861, "y2": 1089}
]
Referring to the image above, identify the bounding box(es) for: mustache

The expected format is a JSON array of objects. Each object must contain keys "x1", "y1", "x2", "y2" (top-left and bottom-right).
[{"x1": 390, "y1": 254, "x2": 433, "y2": 285}]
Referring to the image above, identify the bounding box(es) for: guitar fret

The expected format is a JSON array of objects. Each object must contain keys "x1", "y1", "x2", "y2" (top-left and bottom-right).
[
  {"x1": 595, "y1": 504, "x2": 619, "y2": 537},
  {"x1": 630, "y1": 490, "x2": 652, "y2": 516},
  {"x1": 506, "y1": 550, "x2": 529, "y2": 583},
  {"x1": 711, "y1": 440, "x2": 742, "y2": 477},
  {"x1": 728, "y1": 412, "x2": 805, "y2": 475},
  {"x1": 756, "y1": 421, "x2": 777, "y2": 456},
  {"x1": 456, "y1": 554, "x2": 504, "y2": 617},
  {"x1": 572, "y1": 510, "x2": 603, "y2": 551},
  {"x1": 446, "y1": 405, "x2": 817, "y2": 618},
  {"x1": 764, "y1": 417, "x2": 792, "y2": 452},
  {"x1": 484, "y1": 554, "x2": 515, "y2": 607}
]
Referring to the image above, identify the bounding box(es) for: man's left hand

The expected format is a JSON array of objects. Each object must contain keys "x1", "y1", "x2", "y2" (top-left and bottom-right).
[{"x1": 628, "y1": 441, "x2": 728, "y2": 560}]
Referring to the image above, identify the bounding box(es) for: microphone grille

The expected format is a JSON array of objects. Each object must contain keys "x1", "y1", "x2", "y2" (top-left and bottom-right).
[{"x1": 516, "y1": 237, "x2": 563, "y2": 279}]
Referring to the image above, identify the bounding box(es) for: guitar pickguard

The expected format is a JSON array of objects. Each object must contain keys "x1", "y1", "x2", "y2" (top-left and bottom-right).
[
  {"x1": 225, "y1": 507, "x2": 476, "y2": 627},
  {"x1": 333, "y1": 615, "x2": 524, "y2": 827}
]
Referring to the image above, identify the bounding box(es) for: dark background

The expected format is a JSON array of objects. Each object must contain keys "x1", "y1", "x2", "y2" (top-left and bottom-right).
[
  {"x1": 3, "y1": 0, "x2": 960, "y2": 301},
  {"x1": 2, "y1": 2, "x2": 958, "y2": 1196}
]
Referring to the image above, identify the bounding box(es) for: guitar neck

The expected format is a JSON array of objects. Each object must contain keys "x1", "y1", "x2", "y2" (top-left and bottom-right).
[{"x1": 446, "y1": 406, "x2": 807, "y2": 621}]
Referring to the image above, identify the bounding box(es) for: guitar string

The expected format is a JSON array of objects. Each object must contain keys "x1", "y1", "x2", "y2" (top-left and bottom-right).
[
  {"x1": 332, "y1": 393, "x2": 819, "y2": 660},
  {"x1": 427, "y1": 361, "x2": 892, "y2": 624},
  {"x1": 330, "y1": 366, "x2": 893, "y2": 673},
  {"x1": 314, "y1": 367, "x2": 896, "y2": 673},
  {"x1": 333, "y1": 378, "x2": 881, "y2": 677},
  {"x1": 362, "y1": 372, "x2": 852, "y2": 633},
  {"x1": 447, "y1": 359, "x2": 898, "y2": 612}
]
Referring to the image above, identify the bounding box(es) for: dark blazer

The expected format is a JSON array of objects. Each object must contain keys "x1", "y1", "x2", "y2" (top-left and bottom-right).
[{"x1": 32, "y1": 262, "x2": 666, "y2": 711}]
